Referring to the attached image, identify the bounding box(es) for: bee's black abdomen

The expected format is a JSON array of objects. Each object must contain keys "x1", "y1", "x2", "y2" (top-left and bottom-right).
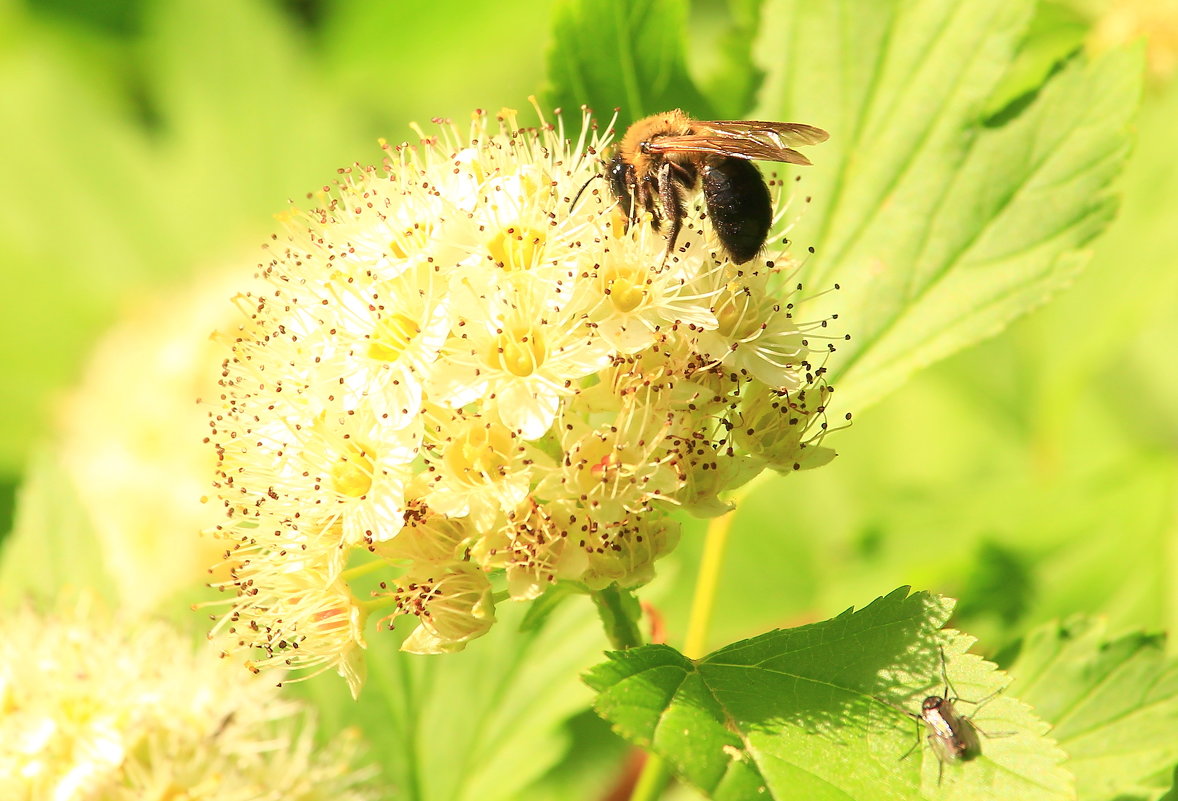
[{"x1": 702, "y1": 158, "x2": 773, "y2": 264}]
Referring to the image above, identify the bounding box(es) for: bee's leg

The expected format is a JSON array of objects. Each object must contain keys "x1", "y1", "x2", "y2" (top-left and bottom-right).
[
  {"x1": 657, "y1": 161, "x2": 687, "y2": 257},
  {"x1": 634, "y1": 173, "x2": 661, "y2": 231},
  {"x1": 605, "y1": 155, "x2": 634, "y2": 229}
]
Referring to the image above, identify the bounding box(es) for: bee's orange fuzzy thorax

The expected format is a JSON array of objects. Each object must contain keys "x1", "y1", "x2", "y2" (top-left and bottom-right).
[{"x1": 618, "y1": 110, "x2": 695, "y2": 173}]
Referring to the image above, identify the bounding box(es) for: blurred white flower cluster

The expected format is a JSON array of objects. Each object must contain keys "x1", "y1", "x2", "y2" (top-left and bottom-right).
[
  {"x1": 209, "y1": 107, "x2": 834, "y2": 692},
  {"x1": 0, "y1": 601, "x2": 376, "y2": 801},
  {"x1": 59, "y1": 271, "x2": 247, "y2": 615}
]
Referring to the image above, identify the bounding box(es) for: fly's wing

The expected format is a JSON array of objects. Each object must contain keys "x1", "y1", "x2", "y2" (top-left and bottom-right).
[
  {"x1": 643, "y1": 120, "x2": 829, "y2": 165},
  {"x1": 952, "y1": 715, "x2": 982, "y2": 762},
  {"x1": 931, "y1": 704, "x2": 982, "y2": 763},
  {"x1": 926, "y1": 729, "x2": 963, "y2": 765}
]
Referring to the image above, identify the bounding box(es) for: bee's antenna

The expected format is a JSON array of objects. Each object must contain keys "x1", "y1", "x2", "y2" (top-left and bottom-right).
[{"x1": 570, "y1": 172, "x2": 602, "y2": 214}]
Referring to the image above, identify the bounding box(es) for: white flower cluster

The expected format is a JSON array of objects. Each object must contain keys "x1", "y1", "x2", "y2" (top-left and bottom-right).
[
  {"x1": 0, "y1": 602, "x2": 376, "y2": 801},
  {"x1": 209, "y1": 107, "x2": 834, "y2": 692}
]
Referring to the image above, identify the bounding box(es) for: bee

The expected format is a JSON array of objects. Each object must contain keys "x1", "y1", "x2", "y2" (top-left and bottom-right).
[{"x1": 607, "y1": 109, "x2": 828, "y2": 264}]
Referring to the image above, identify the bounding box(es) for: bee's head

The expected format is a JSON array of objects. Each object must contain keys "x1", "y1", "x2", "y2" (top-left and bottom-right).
[{"x1": 606, "y1": 152, "x2": 631, "y2": 195}]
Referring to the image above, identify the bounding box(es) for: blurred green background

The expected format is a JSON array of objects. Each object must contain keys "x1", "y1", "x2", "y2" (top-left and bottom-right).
[{"x1": 1, "y1": 0, "x2": 1175, "y2": 674}]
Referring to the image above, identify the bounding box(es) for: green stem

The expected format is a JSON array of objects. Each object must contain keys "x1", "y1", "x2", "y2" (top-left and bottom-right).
[{"x1": 590, "y1": 583, "x2": 645, "y2": 650}]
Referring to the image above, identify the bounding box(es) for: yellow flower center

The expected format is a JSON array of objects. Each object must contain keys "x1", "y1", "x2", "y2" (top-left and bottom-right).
[
  {"x1": 571, "y1": 434, "x2": 633, "y2": 495},
  {"x1": 489, "y1": 325, "x2": 547, "y2": 377},
  {"x1": 389, "y1": 223, "x2": 432, "y2": 259},
  {"x1": 60, "y1": 695, "x2": 102, "y2": 726},
  {"x1": 714, "y1": 286, "x2": 759, "y2": 341},
  {"x1": 331, "y1": 444, "x2": 375, "y2": 498},
  {"x1": 487, "y1": 225, "x2": 546, "y2": 271},
  {"x1": 444, "y1": 423, "x2": 515, "y2": 486},
  {"x1": 367, "y1": 313, "x2": 422, "y2": 363},
  {"x1": 599, "y1": 262, "x2": 648, "y2": 314}
]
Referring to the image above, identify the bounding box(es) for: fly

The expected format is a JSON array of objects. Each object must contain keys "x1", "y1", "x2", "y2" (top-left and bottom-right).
[
  {"x1": 892, "y1": 646, "x2": 1001, "y2": 783},
  {"x1": 914, "y1": 691, "x2": 981, "y2": 766}
]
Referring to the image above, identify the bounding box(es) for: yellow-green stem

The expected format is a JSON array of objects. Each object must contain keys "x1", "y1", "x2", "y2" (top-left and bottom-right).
[
  {"x1": 341, "y1": 558, "x2": 393, "y2": 581},
  {"x1": 629, "y1": 755, "x2": 673, "y2": 801},
  {"x1": 357, "y1": 596, "x2": 397, "y2": 615},
  {"x1": 683, "y1": 507, "x2": 737, "y2": 659}
]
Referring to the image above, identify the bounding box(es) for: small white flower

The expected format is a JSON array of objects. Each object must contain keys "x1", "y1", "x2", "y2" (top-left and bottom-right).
[
  {"x1": 392, "y1": 562, "x2": 496, "y2": 654},
  {"x1": 431, "y1": 278, "x2": 611, "y2": 438},
  {"x1": 693, "y1": 265, "x2": 810, "y2": 388},
  {"x1": 581, "y1": 238, "x2": 722, "y2": 354},
  {"x1": 317, "y1": 259, "x2": 453, "y2": 427},
  {"x1": 417, "y1": 406, "x2": 536, "y2": 530}
]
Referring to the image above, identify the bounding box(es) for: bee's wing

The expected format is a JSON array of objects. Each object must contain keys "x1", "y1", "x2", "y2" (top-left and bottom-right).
[
  {"x1": 645, "y1": 121, "x2": 828, "y2": 165},
  {"x1": 698, "y1": 120, "x2": 830, "y2": 147},
  {"x1": 644, "y1": 136, "x2": 815, "y2": 165}
]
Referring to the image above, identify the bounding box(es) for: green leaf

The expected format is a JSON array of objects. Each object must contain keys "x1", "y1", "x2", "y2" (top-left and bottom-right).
[
  {"x1": 586, "y1": 588, "x2": 1071, "y2": 800},
  {"x1": 320, "y1": 0, "x2": 556, "y2": 127},
  {"x1": 0, "y1": 12, "x2": 162, "y2": 473},
  {"x1": 298, "y1": 595, "x2": 607, "y2": 801},
  {"x1": 0, "y1": 449, "x2": 117, "y2": 609},
  {"x1": 981, "y1": 0, "x2": 1089, "y2": 122},
  {"x1": 692, "y1": 0, "x2": 767, "y2": 118},
  {"x1": 545, "y1": 0, "x2": 714, "y2": 124},
  {"x1": 1010, "y1": 617, "x2": 1178, "y2": 801},
  {"x1": 753, "y1": 0, "x2": 1141, "y2": 414},
  {"x1": 141, "y1": 0, "x2": 368, "y2": 247}
]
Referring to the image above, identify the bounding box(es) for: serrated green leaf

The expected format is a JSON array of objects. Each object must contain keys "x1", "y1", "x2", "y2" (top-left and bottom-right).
[
  {"x1": 545, "y1": 0, "x2": 714, "y2": 124},
  {"x1": 753, "y1": 0, "x2": 1141, "y2": 415},
  {"x1": 299, "y1": 595, "x2": 606, "y2": 801},
  {"x1": 1011, "y1": 617, "x2": 1178, "y2": 801},
  {"x1": 587, "y1": 588, "x2": 1072, "y2": 800},
  {"x1": 0, "y1": 449, "x2": 117, "y2": 609}
]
